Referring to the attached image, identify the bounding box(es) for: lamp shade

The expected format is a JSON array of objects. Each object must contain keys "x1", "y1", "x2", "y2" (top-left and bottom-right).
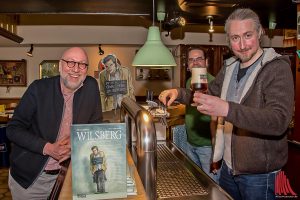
[{"x1": 132, "y1": 26, "x2": 176, "y2": 67}]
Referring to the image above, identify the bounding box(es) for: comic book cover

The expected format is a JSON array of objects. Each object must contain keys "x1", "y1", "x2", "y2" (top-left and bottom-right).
[{"x1": 71, "y1": 123, "x2": 127, "y2": 200}]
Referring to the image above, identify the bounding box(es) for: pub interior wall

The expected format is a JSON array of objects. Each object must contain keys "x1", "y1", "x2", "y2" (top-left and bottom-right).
[{"x1": 0, "y1": 26, "x2": 283, "y2": 98}]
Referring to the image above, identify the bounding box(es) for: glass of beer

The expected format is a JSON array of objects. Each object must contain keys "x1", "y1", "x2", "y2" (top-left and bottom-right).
[{"x1": 190, "y1": 67, "x2": 208, "y2": 106}]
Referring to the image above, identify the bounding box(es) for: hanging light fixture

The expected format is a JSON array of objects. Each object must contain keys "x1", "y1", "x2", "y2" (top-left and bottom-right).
[
  {"x1": 132, "y1": 0, "x2": 176, "y2": 67},
  {"x1": 164, "y1": 12, "x2": 186, "y2": 29},
  {"x1": 207, "y1": 16, "x2": 214, "y2": 33},
  {"x1": 98, "y1": 44, "x2": 104, "y2": 55},
  {"x1": 26, "y1": 44, "x2": 33, "y2": 57}
]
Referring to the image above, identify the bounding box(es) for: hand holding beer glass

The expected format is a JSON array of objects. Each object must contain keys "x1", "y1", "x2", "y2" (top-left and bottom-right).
[{"x1": 190, "y1": 67, "x2": 208, "y2": 106}]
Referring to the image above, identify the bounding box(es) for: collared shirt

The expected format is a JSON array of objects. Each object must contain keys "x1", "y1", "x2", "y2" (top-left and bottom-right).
[{"x1": 44, "y1": 81, "x2": 76, "y2": 170}]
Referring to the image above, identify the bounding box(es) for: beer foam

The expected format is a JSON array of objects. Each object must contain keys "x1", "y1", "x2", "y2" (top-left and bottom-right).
[{"x1": 191, "y1": 67, "x2": 207, "y2": 84}]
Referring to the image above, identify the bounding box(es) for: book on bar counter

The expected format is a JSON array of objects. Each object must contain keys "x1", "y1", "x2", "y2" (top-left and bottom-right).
[
  {"x1": 126, "y1": 163, "x2": 137, "y2": 195},
  {"x1": 71, "y1": 123, "x2": 127, "y2": 200}
]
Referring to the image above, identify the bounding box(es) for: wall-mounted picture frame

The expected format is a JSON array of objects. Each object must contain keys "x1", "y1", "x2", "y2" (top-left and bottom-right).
[
  {"x1": 135, "y1": 67, "x2": 172, "y2": 81},
  {"x1": 0, "y1": 59, "x2": 27, "y2": 87},
  {"x1": 39, "y1": 60, "x2": 60, "y2": 79}
]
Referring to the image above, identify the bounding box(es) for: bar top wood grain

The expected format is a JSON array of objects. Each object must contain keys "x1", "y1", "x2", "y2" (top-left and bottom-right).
[{"x1": 58, "y1": 148, "x2": 147, "y2": 200}]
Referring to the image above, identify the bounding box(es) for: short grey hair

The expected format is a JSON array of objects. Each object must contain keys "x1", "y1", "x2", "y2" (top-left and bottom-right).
[{"x1": 224, "y1": 8, "x2": 264, "y2": 44}]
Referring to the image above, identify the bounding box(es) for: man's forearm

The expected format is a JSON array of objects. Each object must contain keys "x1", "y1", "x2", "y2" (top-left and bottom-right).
[{"x1": 176, "y1": 88, "x2": 192, "y2": 105}]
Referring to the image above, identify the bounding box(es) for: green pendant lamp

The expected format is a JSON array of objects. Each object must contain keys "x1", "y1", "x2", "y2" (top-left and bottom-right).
[{"x1": 132, "y1": 0, "x2": 176, "y2": 67}]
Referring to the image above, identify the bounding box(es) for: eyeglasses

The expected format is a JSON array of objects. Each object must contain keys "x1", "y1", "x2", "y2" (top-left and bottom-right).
[
  {"x1": 61, "y1": 59, "x2": 88, "y2": 70},
  {"x1": 188, "y1": 57, "x2": 205, "y2": 63}
]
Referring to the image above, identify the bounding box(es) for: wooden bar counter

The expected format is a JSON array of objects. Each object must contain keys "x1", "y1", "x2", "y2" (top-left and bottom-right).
[{"x1": 58, "y1": 148, "x2": 146, "y2": 200}]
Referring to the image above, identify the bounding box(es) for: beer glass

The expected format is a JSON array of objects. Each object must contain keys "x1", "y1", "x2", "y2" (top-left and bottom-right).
[{"x1": 190, "y1": 67, "x2": 208, "y2": 106}]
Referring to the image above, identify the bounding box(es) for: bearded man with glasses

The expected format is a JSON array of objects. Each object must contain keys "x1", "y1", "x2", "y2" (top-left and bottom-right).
[
  {"x1": 7, "y1": 47, "x2": 103, "y2": 199},
  {"x1": 159, "y1": 47, "x2": 220, "y2": 183}
]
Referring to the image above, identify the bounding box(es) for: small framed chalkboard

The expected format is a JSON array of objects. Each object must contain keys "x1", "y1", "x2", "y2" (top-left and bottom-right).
[{"x1": 104, "y1": 80, "x2": 128, "y2": 96}]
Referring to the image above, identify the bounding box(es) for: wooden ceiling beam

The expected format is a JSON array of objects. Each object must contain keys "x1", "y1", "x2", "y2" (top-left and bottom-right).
[{"x1": 0, "y1": 27, "x2": 23, "y2": 43}]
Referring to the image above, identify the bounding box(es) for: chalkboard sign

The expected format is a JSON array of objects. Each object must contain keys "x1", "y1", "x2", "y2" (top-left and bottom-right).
[{"x1": 104, "y1": 80, "x2": 128, "y2": 96}]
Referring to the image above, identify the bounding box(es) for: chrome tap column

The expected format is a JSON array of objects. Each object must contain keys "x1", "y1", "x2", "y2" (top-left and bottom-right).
[{"x1": 121, "y1": 97, "x2": 157, "y2": 200}]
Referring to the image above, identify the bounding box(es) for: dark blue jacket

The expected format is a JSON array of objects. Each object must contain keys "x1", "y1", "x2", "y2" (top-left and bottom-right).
[{"x1": 7, "y1": 75, "x2": 103, "y2": 188}]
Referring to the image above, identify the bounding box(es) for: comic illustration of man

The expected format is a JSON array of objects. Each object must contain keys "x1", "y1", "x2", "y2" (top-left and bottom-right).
[
  {"x1": 99, "y1": 54, "x2": 135, "y2": 112},
  {"x1": 90, "y1": 146, "x2": 107, "y2": 193}
]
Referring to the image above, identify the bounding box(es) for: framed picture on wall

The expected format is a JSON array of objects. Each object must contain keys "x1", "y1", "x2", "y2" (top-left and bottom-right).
[
  {"x1": 135, "y1": 67, "x2": 172, "y2": 81},
  {"x1": 0, "y1": 59, "x2": 27, "y2": 87},
  {"x1": 39, "y1": 60, "x2": 60, "y2": 79}
]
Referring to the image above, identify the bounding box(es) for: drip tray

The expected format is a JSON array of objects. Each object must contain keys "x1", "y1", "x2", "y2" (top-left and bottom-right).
[{"x1": 157, "y1": 144, "x2": 208, "y2": 199}]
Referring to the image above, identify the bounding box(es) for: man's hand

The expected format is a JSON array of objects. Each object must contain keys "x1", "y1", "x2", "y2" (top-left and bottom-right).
[
  {"x1": 193, "y1": 93, "x2": 229, "y2": 117},
  {"x1": 210, "y1": 160, "x2": 222, "y2": 174},
  {"x1": 43, "y1": 136, "x2": 71, "y2": 163},
  {"x1": 158, "y1": 89, "x2": 178, "y2": 107}
]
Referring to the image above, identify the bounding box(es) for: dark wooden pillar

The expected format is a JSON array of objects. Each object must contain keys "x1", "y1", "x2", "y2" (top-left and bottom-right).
[{"x1": 293, "y1": 5, "x2": 300, "y2": 141}]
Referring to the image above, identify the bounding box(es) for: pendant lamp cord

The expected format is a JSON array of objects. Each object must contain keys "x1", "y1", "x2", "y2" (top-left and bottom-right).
[{"x1": 152, "y1": 0, "x2": 155, "y2": 26}]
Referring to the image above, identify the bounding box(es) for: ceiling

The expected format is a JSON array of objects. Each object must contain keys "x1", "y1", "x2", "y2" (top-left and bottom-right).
[{"x1": 0, "y1": 0, "x2": 297, "y2": 44}]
